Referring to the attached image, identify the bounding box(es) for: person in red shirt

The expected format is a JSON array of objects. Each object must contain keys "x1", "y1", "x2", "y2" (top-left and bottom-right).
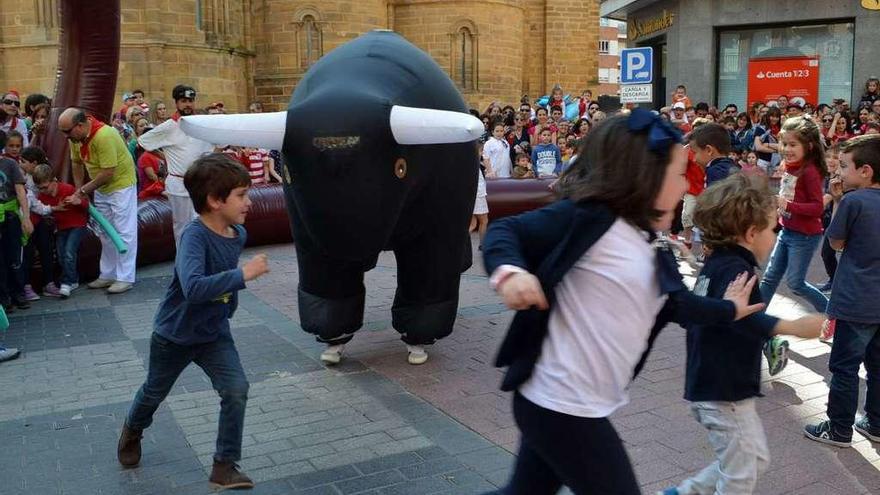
[
  {"x1": 32, "y1": 164, "x2": 89, "y2": 298},
  {"x1": 681, "y1": 145, "x2": 705, "y2": 247},
  {"x1": 758, "y1": 116, "x2": 830, "y2": 375}
]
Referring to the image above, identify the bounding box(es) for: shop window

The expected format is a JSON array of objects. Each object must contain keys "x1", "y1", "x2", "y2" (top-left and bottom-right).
[
  {"x1": 450, "y1": 22, "x2": 478, "y2": 91},
  {"x1": 717, "y1": 22, "x2": 854, "y2": 110},
  {"x1": 599, "y1": 40, "x2": 610, "y2": 54}
]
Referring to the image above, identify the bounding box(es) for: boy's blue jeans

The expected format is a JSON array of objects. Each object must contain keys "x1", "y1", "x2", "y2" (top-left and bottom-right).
[
  {"x1": 759, "y1": 228, "x2": 828, "y2": 312},
  {"x1": 127, "y1": 333, "x2": 249, "y2": 462},
  {"x1": 56, "y1": 227, "x2": 85, "y2": 286},
  {"x1": 828, "y1": 320, "x2": 880, "y2": 435}
]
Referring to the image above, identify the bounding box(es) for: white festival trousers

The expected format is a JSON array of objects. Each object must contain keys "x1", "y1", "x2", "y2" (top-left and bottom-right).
[
  {"x1": 168, "y1": 194, "x2": 197, "y2": 249},
  {"x1": 94, "y1": 186, "x2": 138, "y2": 283}
]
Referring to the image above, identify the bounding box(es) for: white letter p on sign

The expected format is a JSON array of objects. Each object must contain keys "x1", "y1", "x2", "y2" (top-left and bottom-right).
[{"x1": 627, "y1": 52, "x2": 646, "y2": 81}]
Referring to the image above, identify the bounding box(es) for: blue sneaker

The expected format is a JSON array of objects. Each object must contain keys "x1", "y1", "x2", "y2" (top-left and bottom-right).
[
  {"x1": 804, "y1": 420, "x2": 851, "y2": 448},
  {"x1": 855, "y1": 416, "x2": 880, "y2": 442},
  {"x1": 656, "y1": 489, "x2": 679, "y2": 495}
]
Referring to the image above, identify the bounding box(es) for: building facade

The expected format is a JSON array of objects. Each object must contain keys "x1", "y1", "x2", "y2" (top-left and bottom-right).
[
  {"x1": 0, "y1": 0, "x2": 600, "y2": 113},
  {"x1": 601, "y1": 0, "x2": 880, "y2": 109},
  {"x1": 596, "y1": 17, "x2": 626, "y2": 97}
]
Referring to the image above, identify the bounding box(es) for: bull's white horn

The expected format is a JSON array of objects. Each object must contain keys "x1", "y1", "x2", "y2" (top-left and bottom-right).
[
  {"x1": 179, "y1": 112, "x2": 287, "y2": 149},
  {"x1": 389, "y1": 106, "x2": 484, "y2": 145}
]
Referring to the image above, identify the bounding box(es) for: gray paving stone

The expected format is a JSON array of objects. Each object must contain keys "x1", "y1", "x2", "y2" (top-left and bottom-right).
[
  {"x1": 288, "y1": 464, "x2": 360, "y2": 489},
  {"x1": 333, "y1": 470, "x2": 407, "y2": 494},
  {"x1": 354, "y1": 452, "x2": 422, "y2": 475}
]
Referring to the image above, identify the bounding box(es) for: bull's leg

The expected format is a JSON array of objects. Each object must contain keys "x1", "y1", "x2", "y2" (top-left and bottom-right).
[{"x1": 391, "y1": 230, "x2": 471, "y2": 364}]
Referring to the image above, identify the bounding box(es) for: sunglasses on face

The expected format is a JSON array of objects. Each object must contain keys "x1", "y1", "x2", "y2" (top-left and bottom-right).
[
  {"x1": 823, "y1": 118, "x2": 833, "y2": 123},
  {"x1": 3, "y1": 99, "x2": 20, "y2": 107}
]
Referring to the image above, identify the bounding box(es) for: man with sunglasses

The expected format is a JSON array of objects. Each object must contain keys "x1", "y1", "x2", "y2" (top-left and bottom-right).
[
  {"x1": 58, "y1": 107, "x2": 138, "y2": 294},
  {"x1": 0, "y1": 92, "x2": 29, "y2": 147}
]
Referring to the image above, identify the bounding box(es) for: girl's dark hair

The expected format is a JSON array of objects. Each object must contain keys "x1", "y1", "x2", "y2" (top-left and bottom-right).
[
  {"x1": 5, "y1": 130, "x2": 24, "y2": 143},
  {"x1": 21, "y1": 146, "x2": 48, "y2": 164},
  {"x1": 556, "y1": 114, "x2": 678, "y2": 231},
  {"x1": 735, "y1": 112, "x2": 752, "y2": 130},
  {"x1": 759, "y1": 106, "x2": 782, "y2": 129},
  {"x1": 780, "y1": 116, "x2": 828, "y2": 178},
  {"x1": 836, "y1": 111, "x2": 854, "y2": 134}
]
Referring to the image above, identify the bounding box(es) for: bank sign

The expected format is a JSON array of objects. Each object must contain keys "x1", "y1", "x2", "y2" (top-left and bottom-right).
[{"x1": 747, "y1": 56, "x2": 820, "y2": 106}]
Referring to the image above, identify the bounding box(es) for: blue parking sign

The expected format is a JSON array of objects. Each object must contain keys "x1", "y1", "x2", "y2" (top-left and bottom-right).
[{"x1": 620, "y1": 47, "x2": 653, "y2": 84}]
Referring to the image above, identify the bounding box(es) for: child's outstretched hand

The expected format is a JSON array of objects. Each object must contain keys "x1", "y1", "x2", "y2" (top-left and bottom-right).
[
  {"x1": 242, "y1": 253, "x2": 270, "y2": 281},
  {"x1": 723, "y1": 272, "x2": 765, "y2": 321},
  {"x1": 498, "y1": 272, "x2": 549, "y2": 311},
  {"x1": 64, "y1": 195, "x2": 82, "y2": 206}
]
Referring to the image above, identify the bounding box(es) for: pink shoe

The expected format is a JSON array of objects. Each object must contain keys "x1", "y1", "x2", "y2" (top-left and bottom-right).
[
  {"x1": 22, "y1": 284, "x2": 40, "y2": 302},
  {"x1": 43, "y1": 283, "x2": 63, "y2": 298}
]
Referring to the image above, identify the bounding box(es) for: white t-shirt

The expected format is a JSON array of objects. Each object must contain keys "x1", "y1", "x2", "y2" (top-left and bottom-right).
[
  {"x1": 483, "y1": 137, "x2": 512, "y2": 178},
  {"x1": 138, "y1": 118, "x2": 214, "y2": 196},
  {"x1": 519, "y1": 219, "x2": 667, "y2": 418}
]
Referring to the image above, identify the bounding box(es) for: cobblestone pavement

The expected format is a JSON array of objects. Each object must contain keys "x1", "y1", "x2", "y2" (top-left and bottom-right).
[{"x1": 1, "y1": 235, "x2": 879, "y2": 494}]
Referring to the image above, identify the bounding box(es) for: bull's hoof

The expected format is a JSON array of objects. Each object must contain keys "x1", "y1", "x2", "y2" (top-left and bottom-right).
[
  {"x1": 406, "y1": 345, "x2": 428, "y2": 365},
  {"x1": 320, "y1": 344, "x2": 345, "y2": 365}
]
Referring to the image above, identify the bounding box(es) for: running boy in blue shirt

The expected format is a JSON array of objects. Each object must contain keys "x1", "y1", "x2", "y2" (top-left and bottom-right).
[
  {"x1": 117, "y1": 153, "x2": 269, "y2": 490},
  {"x1": 660, "y1": 174, "x2": 823, "y2": 495},
  {"x1": 805, "y1": 134, "x2": 880, "y2": 447}
]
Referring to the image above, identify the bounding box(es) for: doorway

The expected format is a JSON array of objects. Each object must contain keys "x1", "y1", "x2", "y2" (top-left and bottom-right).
[{"x1": 637, "y1": 35, "x2": 667, "y2": 109}]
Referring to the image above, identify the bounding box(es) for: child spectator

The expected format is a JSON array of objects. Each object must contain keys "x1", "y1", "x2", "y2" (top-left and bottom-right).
[
  {"x1": 2, "y1": 130, "x2": 23, "y2": 163},
  {"x1": 511, "y1": 153, "x2": 535, "y2": 179},
  {"x1": 240, "y1": 147, "x2": 279, "y2": 185},
  {"x1": 659, "y1": 174, "x2": 823, "y2": 495},
  {"x1": 483, "y1": 121, "x2": 513, "y2": 178},
  {"x1": 740, "y1": 150, "x2": 763, "y2": 177},
  {"x1": 117, "y1": 153, "x2": 268, "y2": 489},
  {"x1": 558, "y1": 136, "x2": 572, "y2": 164},
  {"x1": 32, "y1": 165, "x2": 89, "y2": 298},
  {"x1": 577, "y1": 89, "x2": 592, "y2": 119},
  {"x1": 859, "y1": 77, "x2": 880, "y2": 108},
  {"x1": 804, "y1": 135, "x2": 880, "y2": 447},
  {"x1": 0, "y1": 131, "x2": 33, "y2": 312},
  {"x1": 471, "y1": 164, "x2": 489, "y2": 249},
  {"x1": 689, "y1": 123, "x2": 736, "y2": 186},
  {"x1": 19, "y1": 146, "x2": 58, "y2": 298},
  {"x1": 549, "y1": 106, "x2": 564, "y2": 126},
  {"x1": 672, "y1": 84, "x2": 693, "y2": 109},
  {"x1": 759, "y1": 116, "x2": 829, "y2": 375},
  {"x1": 817, "y1": 144, "x2": 841, "y2": 293},
  {"x1": 483, "y1": 110, "x2": 764, "y2": 494},
  {"x1": 531, "y1": 128, "x2": 562, "y2": 178},
  {"x1": 546, "y1": 84, "x2": 566, "y2": 116}
]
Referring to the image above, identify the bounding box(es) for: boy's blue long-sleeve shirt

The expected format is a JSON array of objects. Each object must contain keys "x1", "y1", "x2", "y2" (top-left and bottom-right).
[
  {"x1": 154, "y1": 219, "x2": 247, "y2": 345},
  {"x1": 685, "y1": 245, "x2": 779, "y2": 402}
]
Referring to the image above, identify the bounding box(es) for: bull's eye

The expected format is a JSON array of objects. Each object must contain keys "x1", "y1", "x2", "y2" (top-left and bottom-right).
[
  {"x1": 394, "y1": 158, "x2": 407, "y2": 179},
  {"x1": 312, "y1": 136, "x2": 360, "y2": 151}
]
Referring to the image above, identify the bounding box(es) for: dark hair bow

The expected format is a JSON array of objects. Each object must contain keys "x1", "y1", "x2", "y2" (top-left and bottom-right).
[{"x1": 627, "y1": 108, "x2": 682, "y2": 152}]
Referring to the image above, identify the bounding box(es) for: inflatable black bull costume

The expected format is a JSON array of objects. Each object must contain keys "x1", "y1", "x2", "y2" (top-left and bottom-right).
[{"x1": 180, "y1": 31, "x2": 482, "y2": 364}]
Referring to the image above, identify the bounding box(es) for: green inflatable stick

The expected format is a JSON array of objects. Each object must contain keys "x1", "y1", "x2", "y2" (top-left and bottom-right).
[
  {"x1": 0, "y1": 304, "x2": 7, "y2": 332},
  {"x1": 89, "y1": 204, "x2": 129, "y2": 254}
]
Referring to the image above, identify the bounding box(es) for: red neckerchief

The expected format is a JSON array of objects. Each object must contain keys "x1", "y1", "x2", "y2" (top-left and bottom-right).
[
  {"x1": 79, "y1": 117, "x2": 106, "y2": 162},
  {"x1": 171, "y1": 112, "x2": 181, "y2": 122},
  {"x1": 782, "y1": 159, "x2": 803, "y2": 175}
]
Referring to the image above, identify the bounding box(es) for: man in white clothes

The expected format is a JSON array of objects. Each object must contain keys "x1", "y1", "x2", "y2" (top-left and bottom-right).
[{"x1": 138, "y1": 85, "x2": 214, "y2": 247}]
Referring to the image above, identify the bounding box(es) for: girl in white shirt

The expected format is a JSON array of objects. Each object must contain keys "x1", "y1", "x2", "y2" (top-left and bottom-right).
[{"x1": 482, "y1": 121, "x2": 512, "y2": 178}]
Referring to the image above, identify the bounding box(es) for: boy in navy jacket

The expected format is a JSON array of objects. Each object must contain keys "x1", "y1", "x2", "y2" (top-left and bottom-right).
[
  {"x1": 661, "y1": 174, "x2": 823, "y2": 495},
  {"x1": 117, "y1": 154, "x2": 269, "y2": 490},
  {"x1": 805, "y1": 134, "x2": 880, "y2": 447}
]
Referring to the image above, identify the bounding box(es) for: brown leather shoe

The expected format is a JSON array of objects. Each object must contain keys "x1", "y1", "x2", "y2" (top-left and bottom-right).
[
  {"x1": 209, "y1": 460, "x2": 254, "y2": 490},
  {"x1": 117, "y1": 424, "x2": 143, "y2": 467}
]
